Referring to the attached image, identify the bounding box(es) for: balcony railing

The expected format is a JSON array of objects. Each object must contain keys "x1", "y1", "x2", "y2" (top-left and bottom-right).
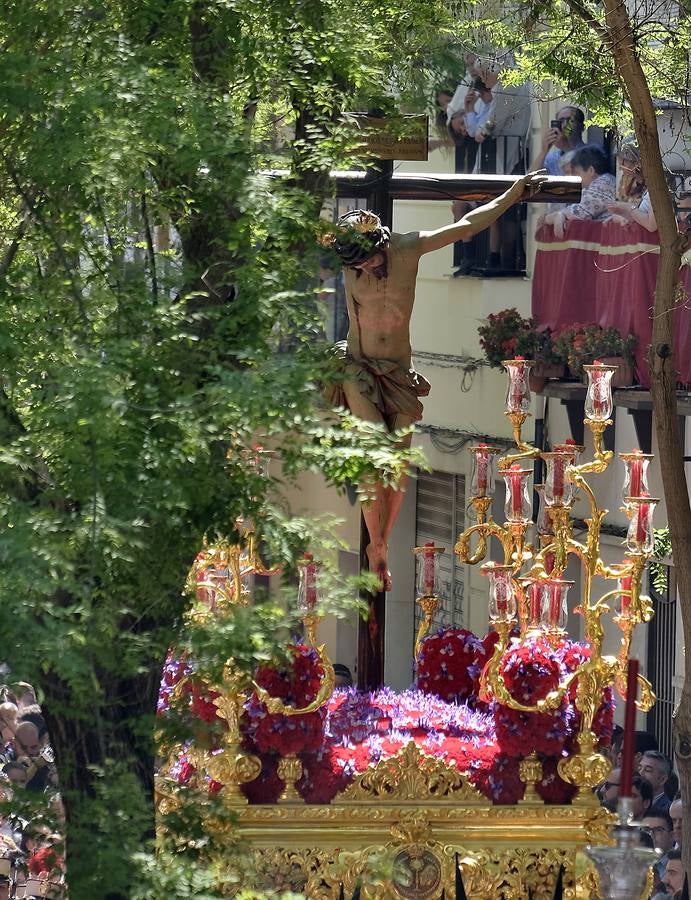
[{"x1": 532, "y1": 219, "x2": 691, "y2": 389}]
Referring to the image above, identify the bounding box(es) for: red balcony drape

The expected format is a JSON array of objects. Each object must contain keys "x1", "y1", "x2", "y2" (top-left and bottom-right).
[{"x1": 532, "y1": 220, "x2": 691, "y2": 388}]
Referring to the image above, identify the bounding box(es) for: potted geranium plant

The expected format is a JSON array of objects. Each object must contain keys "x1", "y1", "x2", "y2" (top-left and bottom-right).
[
  {"x1": 554, "y1": 323, "x2": 637, "y2": 385},
  {"x1": 478, "y1": 309, "x2": 566, "y2": 389}
]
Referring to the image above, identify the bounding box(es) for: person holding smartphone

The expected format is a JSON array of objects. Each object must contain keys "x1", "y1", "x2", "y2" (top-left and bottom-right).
[{"x1": 533, "y1": 106, "x2": 586, "y2": 175}]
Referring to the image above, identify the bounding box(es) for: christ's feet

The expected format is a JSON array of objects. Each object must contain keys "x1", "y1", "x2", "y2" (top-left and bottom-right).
[{"x1": 366, "y1": 542, "x2": 392, "y2": 592}]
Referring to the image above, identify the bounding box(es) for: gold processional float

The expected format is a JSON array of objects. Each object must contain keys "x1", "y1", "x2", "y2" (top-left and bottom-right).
[{"x1": 156, "y1": 360, "x2": 662, "y2": 899}]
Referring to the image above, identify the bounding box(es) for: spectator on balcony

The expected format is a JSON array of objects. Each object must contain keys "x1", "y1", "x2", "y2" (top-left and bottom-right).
[
  {"x1": 607, "y1": 143, "x2": 657, "y2": 232},
  {"x1": 540, "y1": 145, "x2": 615, "y2": 239},
  {"x1": 615, "y1": 142, "x2": 646, "y2": 204},
  {"x1": 448, "y1": 111, "x2": 477, "y2": 175},
  {"x1": 451, "y1": 65, "x2": 531, "y2": 275},
  {"x1": 533, "y1": 106, "x2": 586, "y2": 176},
  {"x1": 677, "y1": 193, "x2": 691, "y2": 234},
  {"x1": 444, "y1": 52, "x2": 481, "y2": 125},
  {"x1": 433, "y1": 88, "x2": 457, "y2": 148}
]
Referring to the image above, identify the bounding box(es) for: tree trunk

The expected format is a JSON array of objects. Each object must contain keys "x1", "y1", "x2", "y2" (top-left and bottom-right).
[
  {"x1": 600, "y1": 0, "x2": 691, "y2": 878},
  {"x1": 40, "y1": 664, "x2": 162, "y2": 899}
]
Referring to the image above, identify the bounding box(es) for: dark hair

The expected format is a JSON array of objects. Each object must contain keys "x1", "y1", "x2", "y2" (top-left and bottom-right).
[
  {"x1": 642, "y1": 810, "x2": 673, "y2": 830},
  {"x1": 667, "y1": 848, "x2": 682, "y2": 861},
  {"x1": 18, "y1": 711, "x2": 47, "y2": 740},
  {"x1": 333, "y1": 664, "x2": 353, "y2": 685},
  {"x1": 633, "y1": 774, "x2": 654, "y2": 803},
  {"x1": 333, "y1": 210, "x2": 390, "y2": 268},
  {"x1": 472, "y1": 76, "x2": 488, "y2": 92},
  {"x1": 612, "y1": 729, "x2": 658, "y2": 754},
  {"x1": 558, "y1": 106, "x2": 585, "y2": 127},
  {"x1": 570, "y1": 145, "x2": 610, "y2": 176},
  {"x1": 642, "y1": 750, "x2": 672, "y2": 779}
]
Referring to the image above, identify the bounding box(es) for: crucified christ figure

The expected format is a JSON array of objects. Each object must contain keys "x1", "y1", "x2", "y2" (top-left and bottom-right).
[{"x1": 325, "y1": 170, "x2": 547, "y2": 591}]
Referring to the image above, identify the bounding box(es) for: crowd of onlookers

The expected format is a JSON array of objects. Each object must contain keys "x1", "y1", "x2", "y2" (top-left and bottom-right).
[
  {"x1": 435, "y1": 52, "x2": 691, "y2": 276},
  {"x1": 598, "y1": 728, "x2": 687, "y2": 899},
  {"x1": 0, "y1": 676, "x2": 64, "y2": 899}
]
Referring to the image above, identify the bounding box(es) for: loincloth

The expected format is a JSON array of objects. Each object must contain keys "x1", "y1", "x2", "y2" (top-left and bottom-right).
[{"x1": 324, "y1": 341, "x2": 431, "y2": 423}]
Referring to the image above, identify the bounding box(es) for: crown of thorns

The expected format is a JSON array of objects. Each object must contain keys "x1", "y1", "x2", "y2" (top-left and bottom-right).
[{"x1": 318, "y1": 209, "x2": 391, "y2": 266}]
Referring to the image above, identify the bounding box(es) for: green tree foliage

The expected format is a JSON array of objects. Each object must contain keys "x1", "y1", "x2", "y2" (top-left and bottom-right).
[{"x1": 0, "y1": 0, "x2": 449, "y2": 895}]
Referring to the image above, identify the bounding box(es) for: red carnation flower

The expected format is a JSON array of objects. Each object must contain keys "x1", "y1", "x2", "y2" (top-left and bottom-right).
[
  {"x1": 535, "y1": 756, "x2": 578, "y2": 804},
  {"x1": 416, "y1": 627, "x2": 487, "y2": 704}
]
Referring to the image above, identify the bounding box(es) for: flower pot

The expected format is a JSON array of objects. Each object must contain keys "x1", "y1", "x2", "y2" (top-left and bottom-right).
[
  {"x1": 596, "y1": 357, "x2": 635, "y2": 387},
  {"x1": 529, "y1": 373, "x2": 547, "y2": 394},
  {"x1": 532, "y1": 363, "x2": 565, "y2": 380}
]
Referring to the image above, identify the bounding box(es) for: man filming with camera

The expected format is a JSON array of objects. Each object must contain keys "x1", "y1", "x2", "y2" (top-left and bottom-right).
[{"x1": 534, "y1": 106, "x2": 586, "y2": 176}]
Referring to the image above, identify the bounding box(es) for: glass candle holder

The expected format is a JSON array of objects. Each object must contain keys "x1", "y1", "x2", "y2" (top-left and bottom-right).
[
  {"x1": 540, "y1": 578, "x2": 573, "y2": 630},
  {"x1": 542, "y1": 450, "x2": 574, "y2": 507},
  {"x1": 297, "y1": 552, "x2": 321, "y2": 613},
  {"x1": 524, "y1": 579, "x2": 543, "y2": 630},
  {"x1": 481, "y1": 562, "x2": 517, "y2": 623},
  {"x1": 503, "y1": 357, "x2": 532, "y2": 414},
  {"x1": 625, "y1": 496, "x2": 658, "y2": 555},
  {"x1": 584, "y1": 361, "x2": 616, "y2": 421},
  {"x1": 554, "y1": 439, "x2": 584, "y2": 465},
  {"x1": 503, "y1": 464, "x2": 532, "y2": 523},
  {"x1": 619, "y1": 450, "x2": 653, "y2": 508},
  {"x1": 534, "y1": 485, "x2": 554, "y2": 536},
  {"x1": 469, "y1": 444, "x2": 500, "y2": 498},
  {"x1": 415, "y1": 541, "x2": 443, "y2": 597}
]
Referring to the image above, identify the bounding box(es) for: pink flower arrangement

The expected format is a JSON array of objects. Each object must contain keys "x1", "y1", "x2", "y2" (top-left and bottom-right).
[{"x1": 164, "y1": 629, "x2": 616, "y2": 808}]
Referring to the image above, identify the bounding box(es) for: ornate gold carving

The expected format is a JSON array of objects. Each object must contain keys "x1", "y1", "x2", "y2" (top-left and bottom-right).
[
  {"x1": 413, "y1": 595, "x2": 439, "y2": 659},
  {"x1": 251, "y1": 647, "x2": 335, "y2": 716},
  {"x1": 558, "y1": 750, "x2": 610, "y2": 795},
  {"x1": 518, "y1": 752, "x2": 543, "y2": 803},
  {"x1": 340, "y1": 742, "x2": 483, "y2": 803},
  {"x1": 277, "y1": 754, "x2": 304, "y2": 803},
  {"x1": 389, "y1": 811, "x2": 431, "y2": 845},
  {"x1": 391, "y1": 846, "x2": 442, "y2": 898}
]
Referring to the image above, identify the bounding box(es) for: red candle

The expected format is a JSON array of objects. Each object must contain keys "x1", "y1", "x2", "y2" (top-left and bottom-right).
[
  {"x1": 619, "y1": 658, "x2": 639, "y2": 798},
  {"x1": 552, "y1": 457, "x2": 565, "y2": 501},
  {"x1": 476, "y1": 444, "x2": 489, "y2": 494},
  {"x1": 304, "y1": 552, "x2": 317, "y2": 608},
  {"x1": 549, "y1": 583, "x2": 561, "y2": 627},
  {"x1": 423, "y1": 542, "x2": 435, "y2": 595},
  {"x1": 509, "y1": 464, "x2": 523, "y2": 517},
  {"x1": 496, "y1": 578, "x2": 509, "y2": 613},
  {"x1": 620, "y1": 574, "x2": 632, "y2": 613},
  {"x1": 635, "y1": 495, "x2": 650, "y2": 546},
  {"x1": 509, "y1": 358, "x2": 527, "y2": 412},
  {"x1": 630, "y1": 450, "x2": 643, "y2": 497}
]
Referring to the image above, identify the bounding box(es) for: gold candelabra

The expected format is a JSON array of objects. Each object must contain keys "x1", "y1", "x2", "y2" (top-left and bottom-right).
[
  {"x1": 455, "y1": 359, "x2": 656, "y2": 795},
  {"x1": 170, "y1": 472, "x2": 335, "y2": 805},
  {"x1": 413, "y1": 542, "x2": 446, "y2": 658}
]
